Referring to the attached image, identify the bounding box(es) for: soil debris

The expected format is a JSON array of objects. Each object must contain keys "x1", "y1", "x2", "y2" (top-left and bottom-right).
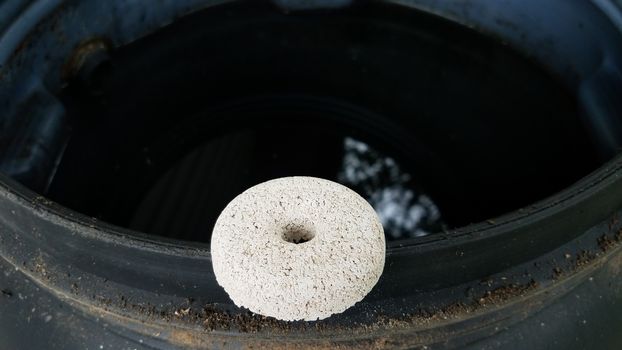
[
  {"x1": 476, "y1": 280, "x2": 538, "y2": 307},
  {"x1": 552, "y1": 267, "x2": 563, "y2": 279},
  {"x1": 173, "y1": 304, "x2": 308, "y2": 333},
  {"x1": 360, "y1": 280, "x2": 538, "y2": 330},
  {"x1": 598, "y1": 234, "x2": 616, "y2": 253},
  {"x1": 80, "y1": 271, "x2": 544, "y2": 335},
  {"x1": 575, "y1": 250, "x2": 596, "y2": 268}
]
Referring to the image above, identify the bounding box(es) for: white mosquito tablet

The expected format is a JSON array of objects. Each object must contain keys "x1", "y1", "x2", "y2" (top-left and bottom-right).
[{"x1": 210, "y1": 177, "x2": 386, "y2": 321}]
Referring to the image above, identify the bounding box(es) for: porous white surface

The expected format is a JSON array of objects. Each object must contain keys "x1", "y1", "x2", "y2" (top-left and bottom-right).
[{"x1": 211, "y1": 177, "x2": 385, "y2": 321}]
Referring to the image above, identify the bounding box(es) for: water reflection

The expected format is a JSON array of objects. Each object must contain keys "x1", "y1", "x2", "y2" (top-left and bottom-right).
[
  {"x1": 338, "y1": 137, "x2": 444, "y2": 239},
  {"x1": 129, "y1": 131, "x2": 445, "y2": 243}
]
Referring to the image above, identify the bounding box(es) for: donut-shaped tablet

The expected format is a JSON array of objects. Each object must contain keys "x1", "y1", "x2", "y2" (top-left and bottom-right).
[{"x1": 211, "y1": 177, "x2": 386, "y2": 321}]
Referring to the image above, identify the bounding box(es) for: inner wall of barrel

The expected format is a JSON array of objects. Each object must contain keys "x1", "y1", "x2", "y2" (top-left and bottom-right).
[{"x1": 2, "y1": 2, "x2": 606, "y2": 242}]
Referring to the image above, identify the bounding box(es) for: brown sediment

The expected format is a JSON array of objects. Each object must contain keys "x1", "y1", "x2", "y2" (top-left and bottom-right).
[
  {"x1": 575, "y1": 250, "x2": 597, "y2": 268},
  {"x1": 552, "y1": 267, "x2": 563, "y2": 280},
  {"x1": 162, "y1": 279, "x2": 540, "y2": 333},
  {"x1": 598, "y1": 234, "x2": 616, "y2": 253}
]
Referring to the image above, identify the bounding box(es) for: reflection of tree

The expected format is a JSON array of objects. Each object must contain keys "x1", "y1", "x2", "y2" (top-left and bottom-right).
[{"x1": 338, "y1": 138, "x2": 444, "y2": 239}]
